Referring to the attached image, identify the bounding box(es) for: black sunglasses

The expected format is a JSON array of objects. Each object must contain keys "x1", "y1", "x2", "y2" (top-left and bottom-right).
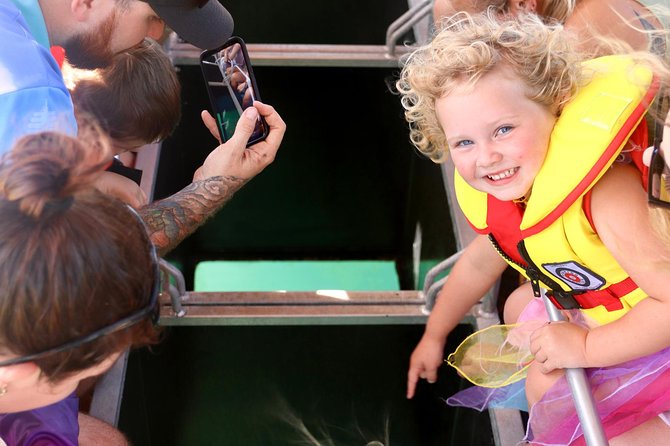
[
  {"x1": 0, "y1": 207, "x2": 164, "y2": 368},
  {"x1": 647, "y1": 95, "x2": 670, "y2": 209},
  {"x1": 648, "y1": 143, "x2": 670, "y2": 209}
]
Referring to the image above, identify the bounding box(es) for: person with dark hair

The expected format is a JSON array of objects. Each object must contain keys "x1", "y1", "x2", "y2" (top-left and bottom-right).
[
  {"x1": 0, "y1": 124, "x2": 161, "y2": 444},
  {"x1": 0, "y1": 0, "x2": 286, "y2": 255},
  {"x1": 67, "y1": 38, "x2": 182, "y2": 208},
  {"x1": 70, "y1": 38, "x2": 182, "y2": 154},
  {"x1": 0, "y1": 0, "x2": 232, "y2": 154}
]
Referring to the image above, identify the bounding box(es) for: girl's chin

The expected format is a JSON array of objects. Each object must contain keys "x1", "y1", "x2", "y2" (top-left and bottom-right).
[
  {"x1": 485, "y1": 189, "x2": 527, "y2": 202},
  {"x1": 468, "y1": 179, "x2": 529, "y2": 202}
]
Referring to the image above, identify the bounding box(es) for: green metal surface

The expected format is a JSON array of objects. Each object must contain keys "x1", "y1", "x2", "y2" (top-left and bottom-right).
[{"x1": 194, "y1": 260, "x2": 400, "y2": 291}]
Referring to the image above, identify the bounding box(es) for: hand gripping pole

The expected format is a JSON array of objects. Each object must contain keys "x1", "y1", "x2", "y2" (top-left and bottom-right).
[{"x1": 540, "y1": 287, "x2": 609, "y2": 446}]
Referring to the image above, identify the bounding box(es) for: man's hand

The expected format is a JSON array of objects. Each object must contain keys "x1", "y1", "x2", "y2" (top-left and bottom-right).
[
  {"x1": 201, "y1": 109, "x2": 222, "y2": 144},
  {"x1": 195, "y1": 101, "x2": 286, "y2": 182},
  {"x1": 141, "y1": 101, "x2": 285, "y2": 256}
]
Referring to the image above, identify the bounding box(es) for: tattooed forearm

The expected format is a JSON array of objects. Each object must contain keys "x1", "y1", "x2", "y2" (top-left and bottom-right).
[{"x1": 139, "y1": 175, "x2": 246, "y2": 255}]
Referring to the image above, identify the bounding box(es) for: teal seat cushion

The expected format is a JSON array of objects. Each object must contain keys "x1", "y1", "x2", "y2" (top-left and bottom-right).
[{"x1": 194, "y1": 260, "x2": 399, "y2": 291}]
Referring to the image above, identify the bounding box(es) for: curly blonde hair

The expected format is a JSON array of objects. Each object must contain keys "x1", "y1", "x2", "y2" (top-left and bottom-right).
[
  {"x1": 398, "y1": 12, "x2": 582, "y2": 162},
  {"x1": 536, "y1": 0, "x2": 576, "y2": 24}
]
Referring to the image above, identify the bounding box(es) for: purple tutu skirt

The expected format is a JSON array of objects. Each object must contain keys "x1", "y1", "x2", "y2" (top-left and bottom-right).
[{"x1": 447, "y1": 298, "x2": 670, "y2": 445}]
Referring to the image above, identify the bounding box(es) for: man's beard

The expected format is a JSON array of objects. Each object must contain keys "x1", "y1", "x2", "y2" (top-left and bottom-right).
[{"x1": 62, "y1": 11, "x2": 117, "y2": 69}]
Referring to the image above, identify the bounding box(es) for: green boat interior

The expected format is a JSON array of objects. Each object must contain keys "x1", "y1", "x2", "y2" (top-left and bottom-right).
[{"x1": 88, "y1": 0, "x2": 528, "y2": 444}]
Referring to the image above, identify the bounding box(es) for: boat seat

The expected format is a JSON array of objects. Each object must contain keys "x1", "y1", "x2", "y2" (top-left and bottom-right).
[{"x1": 194, "y1": 260, "x2": 400, "y2": 291}]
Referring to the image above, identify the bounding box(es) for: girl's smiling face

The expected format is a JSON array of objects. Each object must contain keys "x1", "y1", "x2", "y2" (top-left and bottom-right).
[{"x1": 436, "y1": 65, "x2": 557, "y2": 202}]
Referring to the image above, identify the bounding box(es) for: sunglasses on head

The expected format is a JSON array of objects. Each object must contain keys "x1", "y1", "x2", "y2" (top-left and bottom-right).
[
  {"x1": 0, "y1": 208, "x2": 187, "y2": 368},
  {"x1": 0, "y1": 248, "x2": 161, "y2": 368}
]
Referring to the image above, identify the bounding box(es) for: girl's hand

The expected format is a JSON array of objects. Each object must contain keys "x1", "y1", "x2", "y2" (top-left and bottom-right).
[
  {"x1": 407, "y1": 335, "x2": 446, "y2": 399},
  {"x1": 530, "y1": 321, "x2": 589, "y2": 373}
]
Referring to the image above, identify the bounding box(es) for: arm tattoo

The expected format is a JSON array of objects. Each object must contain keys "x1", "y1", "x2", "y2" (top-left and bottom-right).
[{"x1": 139, "y1": 175, "x2": 246, "y2": 255}]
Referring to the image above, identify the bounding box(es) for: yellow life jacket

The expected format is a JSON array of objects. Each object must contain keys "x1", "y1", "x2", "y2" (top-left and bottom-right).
[{"x1": 454, "y1": 55, "x2": 659, "y2": 325}]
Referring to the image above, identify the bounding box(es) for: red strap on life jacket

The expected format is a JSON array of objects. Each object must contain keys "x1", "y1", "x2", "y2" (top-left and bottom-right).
[
  {"x1": 583, "y1": 277, "x2": 638, "y2": 310},
  {"x1": 628, "y1": 117, "x2": 651, "y2": 189},
  {"x1": 548, "y1": 277, "x2": 638, "y2": 311},
  {"x1": 487, "y1": 195, "x2": 527, "y2": 266},
  {"x1": 583, "y1": 118, "x2": 650, "y2": 232}
]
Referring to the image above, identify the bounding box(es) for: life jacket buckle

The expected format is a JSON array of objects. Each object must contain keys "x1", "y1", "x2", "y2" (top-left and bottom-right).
[{"x1": 547, "y1": 290, "x2": 581, "y2": 310}]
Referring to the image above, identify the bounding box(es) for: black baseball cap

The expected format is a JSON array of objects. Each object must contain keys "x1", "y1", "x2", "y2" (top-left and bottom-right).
[{"x1": 144, "y1": 0, "x2": 234, "y2": 49}]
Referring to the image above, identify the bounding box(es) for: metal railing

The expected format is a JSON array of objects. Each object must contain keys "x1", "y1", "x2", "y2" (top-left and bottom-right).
[{"x1": 163, "y1": 0, "x2": 432, "y2": 67}]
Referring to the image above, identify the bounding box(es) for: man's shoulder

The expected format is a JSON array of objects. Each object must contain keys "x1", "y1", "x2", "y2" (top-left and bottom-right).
[
  {"x1": 0, "y1": 86, "x2": 76, "y2": 154},
  {"x1": 0, "y1": 0, "x2": 75, "y2": 154},
  {"x1": 0, "y1": 0, "x2": 59, "y2": 90},
  {"x1": 0, "y1": 0, "x2": 30, "y2": 38},
  {"x1": 0, "y1": 0, "x2": 71, "y2": 125}
]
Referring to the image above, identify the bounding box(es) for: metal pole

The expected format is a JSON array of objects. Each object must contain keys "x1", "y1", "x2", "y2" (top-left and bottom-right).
[{"x1": 540, "y1": 287, "x2": 609, "y2": 446}]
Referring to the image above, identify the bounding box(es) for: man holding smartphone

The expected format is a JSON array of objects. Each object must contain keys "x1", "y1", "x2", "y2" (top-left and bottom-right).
[
  {"x1": 0, "y1": 0, "x2": 230, "y2": 153},
  {"x1": 0, "y1": 0, "x2": 286, "y2": 253}
]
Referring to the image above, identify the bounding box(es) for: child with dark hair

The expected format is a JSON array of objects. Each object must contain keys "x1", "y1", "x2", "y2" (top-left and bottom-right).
[
  {"x1": 66, "y1": 38, "x2": 286, "y2": 261},
  {"x1": 70, "y1": 38, "x2": 181, "y2": 154},
  {"x1": 67, "y1": 38, "x2": 182, "y2": 208}
]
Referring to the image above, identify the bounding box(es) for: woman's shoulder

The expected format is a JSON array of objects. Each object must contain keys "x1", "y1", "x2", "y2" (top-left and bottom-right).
[{"x1": 567, "y1": 0, "x2": 664, "y2": 53}]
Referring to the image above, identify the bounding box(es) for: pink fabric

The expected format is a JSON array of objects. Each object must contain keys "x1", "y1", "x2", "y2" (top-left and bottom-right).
[
  {"x1": 527, "y1": 346, "x2": 670, "y2": 445},
  {"x1": 448, "y1": 298, "x2": 670, "y2": 445},
  {"x1": 521, "y1": 298, "x2": 670, "y2": 445}
]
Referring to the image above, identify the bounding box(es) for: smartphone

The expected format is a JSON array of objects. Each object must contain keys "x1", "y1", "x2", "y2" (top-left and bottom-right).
[{"x1": 200, "y1": 36, "x2": 268, "y2": 146}]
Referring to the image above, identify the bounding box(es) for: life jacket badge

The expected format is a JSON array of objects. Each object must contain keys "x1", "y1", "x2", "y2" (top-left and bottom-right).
[{"x1": 542, "y1": 261, "x2": 606, "y2": 291}]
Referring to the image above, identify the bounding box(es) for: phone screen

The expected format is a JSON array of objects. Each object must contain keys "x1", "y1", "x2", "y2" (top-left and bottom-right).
[{"x1": 200, "y1": 38, "x2": 268, "y2": 146}]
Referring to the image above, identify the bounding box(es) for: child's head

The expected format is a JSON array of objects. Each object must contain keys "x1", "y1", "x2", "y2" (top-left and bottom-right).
[
  {"x1": 0, "y1": 124, "x2": 159, "y2": 412},
  {"x1": 70, "y1": 38, "x2": 181, "y2": 154},
  {"x1": 435, "y1": 61, "x2": 558, "y2": 201},
  {"x1": 398, "y1": 12, "x2": 581, "y2": 164}
]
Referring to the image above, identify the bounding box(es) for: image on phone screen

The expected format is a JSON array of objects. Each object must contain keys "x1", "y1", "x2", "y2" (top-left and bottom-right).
[{"x1": 200, "y1": 38, "x2": 268, "y2": 145}]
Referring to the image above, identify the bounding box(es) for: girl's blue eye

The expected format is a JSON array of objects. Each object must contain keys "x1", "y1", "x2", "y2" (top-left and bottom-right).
[
  {"x1": 496, "y1": 125, "x2": 513, "y2": 136},
  {"x1": 454, "y1": 139, "x2": 474, "y2": 148}
]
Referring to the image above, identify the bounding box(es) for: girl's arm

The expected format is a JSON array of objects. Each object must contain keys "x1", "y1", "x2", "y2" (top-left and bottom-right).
[
  {"x1": 407, "y1": 234, "x2": 509, "y2": 398},
  {"x1": 532, "y1": 163, "x2": 670, "y2": 371},
  {"x1": 587, "y1": 163, "x2": 670, "y2": 365}
]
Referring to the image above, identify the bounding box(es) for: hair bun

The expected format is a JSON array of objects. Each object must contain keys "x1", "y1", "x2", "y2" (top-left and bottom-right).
[{"x1": 0, "y1": 121, "x2": 112, "y2": 218}]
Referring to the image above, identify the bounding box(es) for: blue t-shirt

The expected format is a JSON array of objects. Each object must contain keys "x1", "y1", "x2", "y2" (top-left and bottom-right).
[
  {"x1": 0, "y1": 0, "x2": 76, "y2": 155},
  {"x1": 0, "y1": 393, "x2": 79, "y2": 446}
]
